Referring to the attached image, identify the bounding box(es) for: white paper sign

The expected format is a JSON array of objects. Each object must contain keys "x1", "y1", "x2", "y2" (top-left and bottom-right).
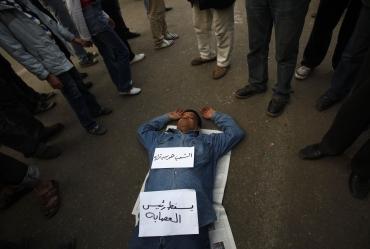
[
  {"x1": 139, "y1": 189, "x2": 199, "y2": 237},
  {"x1": 151, "y1": 147, "x2": 195, "y2": 169}
]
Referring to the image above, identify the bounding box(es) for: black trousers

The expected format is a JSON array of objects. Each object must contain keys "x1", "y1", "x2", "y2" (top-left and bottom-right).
[
  {"x1": 101, "y1": 0, "x2": 135, "y2": 60},
  {"x1": 0, "y1": 54, "x2": 40, "y2": 112},
  {"x1": 0, "y1": 153, "x2": 28, "y2": 185},
  {"x1": 0, "y1": 80, "x2": 44, "y2": 157},
  {"x1": 301, "y1": 0, "x2": 362, "y2": 69},
  {"x1": 319, "y1": 44, "x2": 370, "y2": 177}
]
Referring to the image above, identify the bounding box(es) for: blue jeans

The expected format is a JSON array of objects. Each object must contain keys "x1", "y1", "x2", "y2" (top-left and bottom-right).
[
  {"x1": 93, "y1": 28, "x2": 132, "y2": 92},
  {"x1": 246, "y1": 0, "x2": 309, "y2": 97},
  {"x1": 129, "y1": 225, "x2": 210, "y2": 249},
  {"x1": 58, "y1": 68, "x2": 100, "y2": 130},
  {"x1": 326, "y1": 6, "x2": 370, "y2": 99}
]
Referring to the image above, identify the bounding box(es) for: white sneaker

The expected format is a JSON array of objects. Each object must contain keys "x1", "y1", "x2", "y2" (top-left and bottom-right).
[
  {"x1": 119, "y1": 87, "x2": 142, "y2": 96},
  {"x1": 295, "y1": 65, "x2": 313, "y2": 80},
  {"x1": 155, "y1": 39, "x2": 175, "y2": 49},
  {"x1": 130, "y1": 53, "x2": 145, "y2": 65},
  {"x1": 164, "y1": 32, "x2": 179, "y2": 40}
]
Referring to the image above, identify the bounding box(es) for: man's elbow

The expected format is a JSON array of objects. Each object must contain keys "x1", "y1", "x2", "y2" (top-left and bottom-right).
[{"x1": 235, "y1": 128, "x2": 246, "y2": 142}]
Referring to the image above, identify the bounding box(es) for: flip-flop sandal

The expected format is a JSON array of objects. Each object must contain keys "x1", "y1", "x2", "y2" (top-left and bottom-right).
[{"x1": 35, "y1": 180, "x2": 60, "y2": 218}]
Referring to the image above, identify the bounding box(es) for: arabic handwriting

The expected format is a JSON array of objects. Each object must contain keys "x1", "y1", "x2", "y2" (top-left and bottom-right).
[
  {"x1": 142, "y1": 200, "x2": 194, "y2": 211},
  {"x1": 153, "y1": 153, "x2": 193, "y2": 162},
  {"x1": 145, "y1": 212, "x2": 182, "y2": 223}
]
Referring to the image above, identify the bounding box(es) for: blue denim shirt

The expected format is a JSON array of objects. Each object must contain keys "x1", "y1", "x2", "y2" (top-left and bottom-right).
[{"x1": 137, "y1": 112, "x2": 245, "y2": 227}]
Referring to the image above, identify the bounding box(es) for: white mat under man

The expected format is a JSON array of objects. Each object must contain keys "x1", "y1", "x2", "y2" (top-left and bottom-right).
[{"x1": 132, "y1": 126, "x2": 237, "y2": 249}]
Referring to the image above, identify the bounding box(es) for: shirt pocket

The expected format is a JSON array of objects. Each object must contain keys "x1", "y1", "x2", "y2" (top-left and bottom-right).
[{"x1": 192, "y1": 140, "x2": 211, "y2": 167}]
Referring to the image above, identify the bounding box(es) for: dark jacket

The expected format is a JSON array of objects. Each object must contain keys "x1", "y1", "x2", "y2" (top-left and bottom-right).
[{"x1": 189, "y1": 0, "x2": 235, "y2": 10}]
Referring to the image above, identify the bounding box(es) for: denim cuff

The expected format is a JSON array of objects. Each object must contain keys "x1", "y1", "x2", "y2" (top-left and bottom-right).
[{"x1": 20, "y1": 166, "x2": 40, "y2": 187}]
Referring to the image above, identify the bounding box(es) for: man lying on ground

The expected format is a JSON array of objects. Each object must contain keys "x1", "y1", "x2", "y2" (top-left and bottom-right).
[{"x1": 129, "y1": 107, "x2": 245, "y2": 249}]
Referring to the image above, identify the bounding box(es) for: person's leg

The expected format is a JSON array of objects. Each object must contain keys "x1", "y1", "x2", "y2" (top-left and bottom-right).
[
  {"x1": 0, "y1": 56, "x2": 40, "y2": 110},
  {"x1": 331, "y1": 0, "x2": 362, "y2": 69},
  {"x1": 192, "y1": 4, "x2": 215, "y2": 60},
  {"x1": 212, "y1": 3, "x2": 235, "y2": 68},
  {"x1": 68, "y1": 68, "x2": 103, "y2": 116},
  {"x1": 57, "y1": 69, "x2": 98, "y2": 130},
  {"x1": 101, "y1": 0, "x2": 136, "y2": 60},
  {"x1": 325, "y1": 6, "x2": 370, "y2": 100},
  {"x1": 158, "y1": 0, "x2": 168, "y2": 36},
  {"x1": 164, "y1": 226, "x2": 210, "y2": 249},
  {"x1": 92, "y1": 29, "x2": 133, "y2": 92},
  {"x1": 148, "y1": 0, "x2": 166, "y2": 46},
  {"x1": 0, "y1": 117, "x2": 40, "y2": 157},
  {"x1": 128, "y1": 226, "x2": 161, "y2": 249},
  {"x1": 299, "y1": 46, "x2": 370, "y2": 160},
  {"x1": 351, "y1": 140, "x2": 370, "y2": 179},
  {"x1": 272, "y1": 0, "x2": 310, "y2": 97},
  {"x1": 300, "y1": 0, "x2": 349, "y2": 69},
  {"x1": 3, "y1": 104, "x2": 44, "y2": 140},
  {"x1": 245, "y1": 0, "x2": 273, "y2": 90},
  {"x1": 349, "y1": 139, "x2": 370, "y2": 199},
  {"x1": 320, "y1": 46, "x2": 370, "y2": 154}
]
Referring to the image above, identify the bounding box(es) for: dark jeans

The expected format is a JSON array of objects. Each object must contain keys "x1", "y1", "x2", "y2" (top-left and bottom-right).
[
  {"x1": 0, "y1": 54, "x2": 40, "y2": 112},
  {"x1": 326, "y1": 6, "x2": 370, "y2": 99},
  {"x1": 129, "y1": 225, "x2": 210, "y2": 249},
  {"x1": 58, "y1": 68, "x2": 100, "y2": 130},
  {"x1": 0, "y1": 153, "x2": 28, "y2": 185},
  {"x1": 0, "y1": 79, "x2": 44, "y2": 157},
  {"x1": 246, "y1": 0, "x2": 310, "y2": 97},
  {"x1": 301, "y1": 0, "x2": 361, "y2": 69},
  {"x1": 101, "y1": 0, "x2": 135, "y2": 60},
  {"x1": 0, "y1": 108, "x2": 42, "y2": 157},
  {"x1": 93, "y1": 28, "x2": 132, "y2": 92},
  {"x1": 319, "y1": 44, "x2": 370, "y2": 178}
]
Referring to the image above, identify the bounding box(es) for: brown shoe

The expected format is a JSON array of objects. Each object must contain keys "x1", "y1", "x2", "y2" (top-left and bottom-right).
[
  {"x1": 212, "y1": 65, "x2": 229, "y2": 80},
  {"x1": 191, "y1": 57, "x2": 216, "y2": 66}
]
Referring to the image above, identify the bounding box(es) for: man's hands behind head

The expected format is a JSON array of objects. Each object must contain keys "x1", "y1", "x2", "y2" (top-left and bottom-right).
[
  {"x1": 168, "y1": 108, "x2": 184, "y2": 120},
  {"x1": 169, "y1": 107, "x2": 215, "y2": 121},
  {"x1": 200, "y1": 106, "x2": 215, "y2": 120}
]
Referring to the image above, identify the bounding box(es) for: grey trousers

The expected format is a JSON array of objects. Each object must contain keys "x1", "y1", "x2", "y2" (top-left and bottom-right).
[{"x1": 246, "y1": 0, "x2": 309, "y2": 96}]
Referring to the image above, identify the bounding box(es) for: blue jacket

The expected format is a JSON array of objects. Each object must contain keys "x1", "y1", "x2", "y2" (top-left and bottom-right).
[
  {"x1": 0, "y1": 0, "x2": 75, "y2": 80},
  {"x1": 137, "y1": 112, "x2": 245, "y2": 227}
]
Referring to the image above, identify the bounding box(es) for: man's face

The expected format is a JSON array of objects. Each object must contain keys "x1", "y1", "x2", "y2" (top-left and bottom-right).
[{"x1": 177, "y1": 112, "x2": 199, "y2": 133}]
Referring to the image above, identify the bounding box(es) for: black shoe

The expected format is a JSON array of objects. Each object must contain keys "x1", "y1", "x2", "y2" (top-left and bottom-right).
[
  {"x1": 234, "y1": 85, "x2": 266, "y2": 99},
  {"x1": 92, "y1": 107, "x2": 113, "y2": 118},
  {"x1": 299, "y1": 144, "x2": 328, "y2": 160},
  {"x1": 80, "y1": 72, "x2": 88, "y2": 79},
  {"x1": 266, "y1": 95, "x2": 289, "y2": 117},
  {"x1": 33, "y1": 144, "x2": 62, "y2": 159},
  {"x1": 125, "y1": 31, "x2": 141, "y2": 40},
  {"x1": 79, "y1": 56, "x2": 98, "y2": 68},
  {"x1": 165, "y1": 7, "x2": 173, "y2": 11},
  {"x1": 87, "y1": 123, "x2": 107, "y2": 135},
  {"x1": 40, "y1": 123, "x2": 65, "y2": 142},
  {"x1": 349, "y1": 171, "x2": 370, "y2": 199},
  {"x1": 33, "y1": 101, "x2": 56, "y2": 115},
  {"x1": 40, "y1": 92, "x2": 57, "y2": 101},
  {"x1": 83, "y1": 81, "x2": 93, "y2": 89},
  {"x1": 316, "y1": 93, "x2": 341, "y2": 111}
]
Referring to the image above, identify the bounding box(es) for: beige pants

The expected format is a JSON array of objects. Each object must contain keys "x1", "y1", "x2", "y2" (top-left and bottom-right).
[
  {"x1": 147, "y1": 0, "x2": 168, "y2": 46},
  {"x1": 192, "y1": 4, "x2": 235, "y2": 67}
]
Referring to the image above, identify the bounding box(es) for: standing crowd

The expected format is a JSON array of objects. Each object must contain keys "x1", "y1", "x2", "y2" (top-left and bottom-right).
[{"x1": 1, "y1": 0, "x2": 370, "y2": 248}]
